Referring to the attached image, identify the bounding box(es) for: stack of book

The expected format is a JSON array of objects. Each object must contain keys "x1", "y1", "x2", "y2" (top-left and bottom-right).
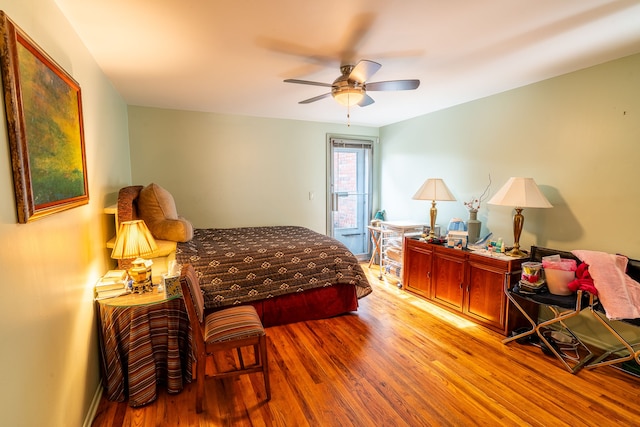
[
  {"x1": 517, "y1": 279, "x2": 546, "y2": 294},
  {"x1": 95, "y1": 270, "x2": 129, "y2": 300}
]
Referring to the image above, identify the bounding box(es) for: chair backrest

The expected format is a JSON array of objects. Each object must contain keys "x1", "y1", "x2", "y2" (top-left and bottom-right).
[
  {"x1": 180, "y1": 264, "x2": 205, "y2": 323},
  {"x1": 530, "y1": 246, "x2": 581, "y2": 264},
  {"x1": 531, "y1": 245, "x2": 640, "y2": 282},
  {"x1": 179, "y1": 264, "x2": 207, "y2": 360},
  {"x1": 626, "y1": 258, "x2": 640, "y2": 282}
]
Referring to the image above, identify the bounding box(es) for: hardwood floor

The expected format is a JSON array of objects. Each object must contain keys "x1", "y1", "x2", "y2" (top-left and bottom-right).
[{"x1": 91, "y1": 265, "x2": 640, "y2": 426}]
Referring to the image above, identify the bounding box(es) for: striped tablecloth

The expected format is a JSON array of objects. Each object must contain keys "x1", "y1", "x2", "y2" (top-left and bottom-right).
[{"x1": 97, "y1": 294, "x2": 192, "y2": 407}]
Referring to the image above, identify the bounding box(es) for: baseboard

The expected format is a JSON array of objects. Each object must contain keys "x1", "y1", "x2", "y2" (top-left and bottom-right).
[{"x1": 83, "y1": 380, "x2": 103, "y2": 427}]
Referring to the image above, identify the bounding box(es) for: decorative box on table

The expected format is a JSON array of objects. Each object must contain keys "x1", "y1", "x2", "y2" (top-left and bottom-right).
[{"x1": 163, "y1": 273, "x2": 182, "y2": 297}]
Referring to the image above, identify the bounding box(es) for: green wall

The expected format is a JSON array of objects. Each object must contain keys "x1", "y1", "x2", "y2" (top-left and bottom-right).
[
  {"x1": 127, "y1": 107, "x2": 379, "y2": 234},
  {"x1": 0, "y1": 1, "x2": 132, "y2": 425},
  {"x1": 380, "y1": 53, "x2": 640, "y2": 259}
]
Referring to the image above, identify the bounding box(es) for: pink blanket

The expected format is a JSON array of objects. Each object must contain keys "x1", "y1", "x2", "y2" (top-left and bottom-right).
[{"x1": 572, "y1": 250, "x2": 640, "y2": 320}]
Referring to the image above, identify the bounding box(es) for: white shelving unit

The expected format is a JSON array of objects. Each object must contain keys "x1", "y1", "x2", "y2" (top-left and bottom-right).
[
  {"x1": 379, "y1": 221, "x2": 425, "y2": 285},
  {"x1": 104, "y1": 204, "x2": 118, "y2": 249}
]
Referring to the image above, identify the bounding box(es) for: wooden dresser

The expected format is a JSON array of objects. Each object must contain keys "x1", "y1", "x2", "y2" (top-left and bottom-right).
[{"x1": 402, "y1": 237, "x2": 531, "y2": 336}]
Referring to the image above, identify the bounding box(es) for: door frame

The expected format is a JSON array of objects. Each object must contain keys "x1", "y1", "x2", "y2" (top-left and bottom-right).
[{"x1": 326, "y1": 134, "x2": 376, "y2": 260}]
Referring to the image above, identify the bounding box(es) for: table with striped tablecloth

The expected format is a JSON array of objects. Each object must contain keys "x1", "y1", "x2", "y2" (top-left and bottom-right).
[{"x1": 97, "y1": 291, "x2": 192, "y2": 407}]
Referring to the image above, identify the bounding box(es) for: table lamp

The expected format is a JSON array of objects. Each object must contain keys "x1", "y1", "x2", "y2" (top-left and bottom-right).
[
  {"x1": 488, "y1": 177, "x2": 553, "y2": 257},
  {"x1": 412, "y1": 178, "x2": 456, "y2": 240},
  {"x1": 111, "y1": 219, "x2": 158, "y2": 293}
]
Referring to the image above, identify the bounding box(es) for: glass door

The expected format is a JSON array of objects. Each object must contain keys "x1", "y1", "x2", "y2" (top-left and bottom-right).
[{"x1": 328, "y1": 138, "x2": 373, "y2": 260}]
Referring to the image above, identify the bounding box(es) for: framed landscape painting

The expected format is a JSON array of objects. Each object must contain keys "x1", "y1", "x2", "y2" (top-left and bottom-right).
[{"x1": 0, "y1": 11, "x2": 88, "y2": 223}]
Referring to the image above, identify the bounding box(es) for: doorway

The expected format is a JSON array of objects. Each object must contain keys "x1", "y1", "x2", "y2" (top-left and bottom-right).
[{"x1": 327, "y1": 137, "x2": 373, "y2": 260}]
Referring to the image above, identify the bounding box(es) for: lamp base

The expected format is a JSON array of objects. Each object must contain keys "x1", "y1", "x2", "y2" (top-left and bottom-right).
[
  {"x1": 129, "y1": 258, "x2": 153, "y2": 293},
  {"x1": 421, "y1": 230, "x2": 436, "y2": 238},
  {"x1": 131, "y1": 280, "x2": 152, "y2": 294},
  {"x1": 506, "y1": 247, "x2": 527, "y2": 257}
]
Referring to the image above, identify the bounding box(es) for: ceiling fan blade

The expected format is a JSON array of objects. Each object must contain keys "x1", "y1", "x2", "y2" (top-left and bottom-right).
[
  {"x1": 366, "y1": 79, "x2": 420, "y2": 91},
  {"x1": 257, "y1": 37, "x2": 339, "y2": 68},
  {"x1": 358, "y1": 94, "x2": 375, "y2": 107},
  {"x1": 299, "y1": 93, "x2": 332, "y2": 104},
  {"x1": 339, "y1": 13, "x2": 376, "y2": 65},
  {"x1": 348, "y1": 60, "x2": 381, "y2": 83},
  {"x1": 284, "y1": 79, "x2": 332, "y2": 88}
]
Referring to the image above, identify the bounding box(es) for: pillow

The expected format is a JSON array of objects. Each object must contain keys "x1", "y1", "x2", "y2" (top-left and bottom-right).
[{"x1": 138, "y1": 183, "x2": 193, "y2": 242}]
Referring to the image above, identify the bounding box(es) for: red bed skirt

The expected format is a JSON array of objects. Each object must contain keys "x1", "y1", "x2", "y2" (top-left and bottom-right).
[{"x1": 245, "y1": 283, "x2": 359, "y2": 327}]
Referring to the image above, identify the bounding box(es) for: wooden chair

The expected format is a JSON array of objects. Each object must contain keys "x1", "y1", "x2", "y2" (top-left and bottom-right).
[{"x1": 179, "y1": 264, "x2": 270, "y2": 413}]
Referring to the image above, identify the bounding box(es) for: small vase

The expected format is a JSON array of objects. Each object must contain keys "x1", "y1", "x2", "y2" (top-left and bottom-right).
[{"x1": 467, "y1": 209, "x2": 481, "y2": 244}]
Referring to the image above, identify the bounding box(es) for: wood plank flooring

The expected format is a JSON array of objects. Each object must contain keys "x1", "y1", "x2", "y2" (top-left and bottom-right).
[{"x1": 91, "y1": 265, "x2": 640, "y2": 426}]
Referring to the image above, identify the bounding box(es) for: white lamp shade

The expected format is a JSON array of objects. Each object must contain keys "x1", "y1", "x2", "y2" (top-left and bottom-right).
[
  {"x1": 111, "y1": 220, "x2": 159, "y2": 259},
  {"x1": 412, "y1": 178, "x2": 456, "y2": 201},
  {"x1": 488, "y1": 177, "x2": 552, "y2": 208}
]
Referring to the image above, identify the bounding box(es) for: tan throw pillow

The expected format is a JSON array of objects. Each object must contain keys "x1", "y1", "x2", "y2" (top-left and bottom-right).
[{"x1": 138, "y1": 183, "x2": 193, "y2": 242}]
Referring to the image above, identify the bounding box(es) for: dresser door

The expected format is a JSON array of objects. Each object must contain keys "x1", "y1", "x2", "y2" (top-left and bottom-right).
[
  {"x1": 466, "y1": 259, "x2": 507, "y2": 331},
  {"x1": 403, "y1": 239, "x2": 433, "y2": 298},
  {"x1": 431, "y1": 251, "x2": 465, "y2": 311}
]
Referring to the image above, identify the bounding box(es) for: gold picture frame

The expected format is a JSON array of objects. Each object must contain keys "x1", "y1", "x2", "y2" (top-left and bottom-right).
[{"x1": 0, "y1": 11, "x2": 88, "y2": 223}]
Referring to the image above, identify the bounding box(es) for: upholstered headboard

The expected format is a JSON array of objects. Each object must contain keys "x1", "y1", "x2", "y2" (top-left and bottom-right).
[{"x1": 116, "y1": 185, "x2": 145, "y2": 224}]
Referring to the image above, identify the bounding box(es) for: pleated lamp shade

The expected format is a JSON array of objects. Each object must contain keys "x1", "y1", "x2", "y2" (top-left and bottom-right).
[{"x1": 111, "y1": 220, "x2": 158, "y2": 260}]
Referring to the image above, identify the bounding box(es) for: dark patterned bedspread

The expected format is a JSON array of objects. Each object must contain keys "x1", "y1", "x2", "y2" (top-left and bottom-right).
[{"x1": 176, "y1": 226, "x2": 372, "y2": 309}]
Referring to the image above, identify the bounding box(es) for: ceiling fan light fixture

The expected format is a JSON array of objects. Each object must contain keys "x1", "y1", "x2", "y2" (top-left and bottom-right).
[{"x1": 332, "y1": 86, "x2": 364, "y2": 106}]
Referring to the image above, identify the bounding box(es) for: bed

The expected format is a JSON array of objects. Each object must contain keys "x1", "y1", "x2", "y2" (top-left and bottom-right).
[
  {"x1": 176, "y1": 226, "x2": 372, "y2": 326},
  {"x1": 117, "y1": 184, "x2": 372, "y2": 326}
]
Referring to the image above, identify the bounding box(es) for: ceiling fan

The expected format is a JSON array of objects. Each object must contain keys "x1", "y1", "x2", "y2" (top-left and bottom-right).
[{"x1": 284, "y1": 59, "x2": 420, "y2": 107}]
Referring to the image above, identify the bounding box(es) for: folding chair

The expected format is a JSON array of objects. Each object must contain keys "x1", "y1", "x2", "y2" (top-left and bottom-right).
[
  {"x1": 504, "y1": 285, "x2": 594, "y2": 373},
  {"x1": 503, "y1": 246, "x2": 594, "y2": 373}
]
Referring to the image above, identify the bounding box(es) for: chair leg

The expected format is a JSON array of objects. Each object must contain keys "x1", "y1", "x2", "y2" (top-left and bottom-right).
[
  {"x1": 502, "y1": 286, "x2": 537, "y2": 345},
  {"x1": 260, "y1": 335, "x2": 271, "y2": 401},
  {"x1": 237, "y1": 347, "x2": 246, "y2": 370},
  {"x1": 586, "y1": 307, "x2": 638, "y2": 369},
  {"x1": 535, "y1": 304, "x2": 593, "y2": 374},
  {"x1": 253, "y1": 344, "x2": 260, "y2": 364},
  {"x1": 196, "y1": 353, "x2": 206, "y2": 413}
]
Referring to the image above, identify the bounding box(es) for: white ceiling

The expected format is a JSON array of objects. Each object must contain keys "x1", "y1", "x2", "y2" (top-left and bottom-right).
[{"x1": 54, "y1": 0, "x2": 640, "y2": 127}]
